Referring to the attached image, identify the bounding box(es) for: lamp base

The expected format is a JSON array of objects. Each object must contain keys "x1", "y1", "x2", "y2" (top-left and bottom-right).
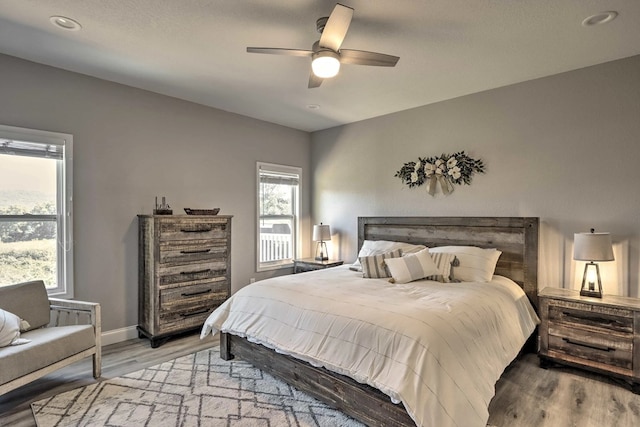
[
  {"x1": 315, "y1": 241, "x2": 329, "y2": 262},
  {"x1": 579, "y1": 262, "x2": 603, "y2": 298},
  {"x1": 579, "y1": 288, "x2": 603, "y2": 298}
]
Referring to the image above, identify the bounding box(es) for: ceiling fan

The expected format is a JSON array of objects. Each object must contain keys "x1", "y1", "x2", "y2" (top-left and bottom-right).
[{"x1": 247, "y1": 3, "x2": 400, "y2": 88}]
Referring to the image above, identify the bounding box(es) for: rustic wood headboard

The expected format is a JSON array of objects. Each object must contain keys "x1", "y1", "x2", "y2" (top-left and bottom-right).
[{"x1": 358, "y1": 216, "x2": 540, "y2": 309}]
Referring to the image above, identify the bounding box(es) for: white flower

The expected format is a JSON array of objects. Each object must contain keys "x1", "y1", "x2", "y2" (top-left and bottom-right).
[
  {"x1": 446, "y1": 157, "x2": 458, "y2": 168},
  {"x1": 410, "y1": 172, "x2": 418, "y2": 182},
  {"x1": 414, "y1": 162, "x2": 421, "y2": 172},
  {"x1": 448, "y1": 166, "x2": 461, "y2": 180}
]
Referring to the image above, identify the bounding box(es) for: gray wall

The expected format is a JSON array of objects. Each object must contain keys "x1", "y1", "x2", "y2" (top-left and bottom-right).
[
  {"x1": 311, "y1": 55, "x2": 640, "y2": 297},
  {"x1": 0, "y1": 53, "x2": 311, "y2": 333}
]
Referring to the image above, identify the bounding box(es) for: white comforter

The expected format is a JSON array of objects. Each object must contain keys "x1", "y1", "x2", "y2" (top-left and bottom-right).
[{"x1": 201, "y1": 266, "x2": 539, "y2": 427}]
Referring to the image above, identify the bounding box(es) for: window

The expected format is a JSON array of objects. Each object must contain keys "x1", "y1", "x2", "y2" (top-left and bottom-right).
[
  {"x1": 0, "y1": 125, "x2": 73, "y2": 297},
  {"x1": 257, "y1": 162, "x2": 301, "y2": 271}
]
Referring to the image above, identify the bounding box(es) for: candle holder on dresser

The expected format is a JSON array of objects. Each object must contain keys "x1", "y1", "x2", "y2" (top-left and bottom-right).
[{"x1": 153, "y1": 196, "x2": 172, "y2": 215}]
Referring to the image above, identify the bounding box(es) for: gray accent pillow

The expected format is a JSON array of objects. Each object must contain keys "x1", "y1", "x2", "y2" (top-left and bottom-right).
[
  {"x1": 359, "y1": 249, "x2": 403, "y2": 278},
  {"x1": 426, "y1": 252, "x2": 457, "y2": 283}
]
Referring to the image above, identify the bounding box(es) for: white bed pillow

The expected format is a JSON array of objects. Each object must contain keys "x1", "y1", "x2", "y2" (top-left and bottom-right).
[
  {"x1": 429, "y1": 246, "x2": 502, "y2": 282},
  {"x1": 426, "y1": 252, "x2": 457, "y2": 283},
  {"x1": 350, "y1": 240, "x2": 427, "y2": 272},
  {"x1": 359, "y1": 249, "x2": 403, "y2": 278},
  {"x1": 0, "y1": 308, "x2": 31, "y2": 347},
  {"x1": 385, "y1": 248, "x2": 440, "y2": 284}
]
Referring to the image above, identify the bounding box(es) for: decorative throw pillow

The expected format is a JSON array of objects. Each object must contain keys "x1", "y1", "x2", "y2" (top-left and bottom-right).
[
  {"x1": 384, "y1": 248, "x2": 440, "y2": 284},
  {"x1": 426, "y1": 252, "x2": 457, "y2": 283},
  {"x1": 429, "y1": 246, "x2": 502, "y2": 282},
  {"x1": 359, "y1": 249, "x2": 403, "y2": 278},
  {"x1": 350, "y1": 240, "x2": 427, "y2": 271},
  {"x1": 0, "y1": 308, "x2": 31, "y2": 347}
]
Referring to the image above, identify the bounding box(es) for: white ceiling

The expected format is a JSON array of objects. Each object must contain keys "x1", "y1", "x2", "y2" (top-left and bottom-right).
[{"x1": 1, "y1": 1, "x2": 639, "y2": 132}]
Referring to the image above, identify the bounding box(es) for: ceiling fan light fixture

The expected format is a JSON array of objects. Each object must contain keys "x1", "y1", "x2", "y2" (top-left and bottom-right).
[{"x1": 312, "y1": 51, "x2": 340, "y2": 78}]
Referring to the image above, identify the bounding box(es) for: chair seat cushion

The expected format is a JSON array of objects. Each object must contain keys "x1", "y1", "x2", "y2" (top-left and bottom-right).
[{"x1": 0, "y1": 325, "x2": 95, "y2": 386}]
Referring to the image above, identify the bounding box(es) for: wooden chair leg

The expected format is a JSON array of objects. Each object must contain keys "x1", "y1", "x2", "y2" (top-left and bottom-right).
[{"x1": 93, "y1": 351, "x2": 102, "y2": 378}]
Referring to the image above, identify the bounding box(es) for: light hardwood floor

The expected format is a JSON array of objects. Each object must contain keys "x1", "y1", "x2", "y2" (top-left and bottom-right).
[{"x1": 1, "y1": 333, "x2": 639, "y2": 427}]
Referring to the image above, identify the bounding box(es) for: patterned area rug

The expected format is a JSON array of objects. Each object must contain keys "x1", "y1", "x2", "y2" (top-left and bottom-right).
[{"x1": 31, "y1": 347, "x2": 364, "y2": 426}]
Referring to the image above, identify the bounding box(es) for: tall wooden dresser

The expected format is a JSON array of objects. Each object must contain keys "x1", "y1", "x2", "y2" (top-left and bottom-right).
[{"x1": 137, "y1": 214, "x2": 232, "y2": 347}]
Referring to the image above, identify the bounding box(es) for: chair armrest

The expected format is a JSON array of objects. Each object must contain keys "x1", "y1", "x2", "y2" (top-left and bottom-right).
[
  {"x1": 48, "y1": 297, "x2": 103, "y2": 378},
  {"x1": 48, "y1": 298, "x2": 101, "y2": 340},
  {"x1": 49, "y1": 297, "x2": 99, "y2": 313}
]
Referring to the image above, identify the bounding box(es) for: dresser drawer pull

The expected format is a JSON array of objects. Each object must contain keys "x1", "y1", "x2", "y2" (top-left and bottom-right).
[
  {"x1": 181, "y1": 289, "x2": 212, "y2": 297},
  {"x1": 180, "y1": 309, "x2": 210, "y2": 318},
  {"x1": 562, "y1": 337, "x2": 614, "y2": 352},
  {"x1": 180, "y1": 249, "x2": 211, "y2": 254},
  {"x1": 180, "y1": 228, "x2": 212, "y2": 233},
  {"x1": 180, "y1": 269, "x2": 212, "y2": 275}
]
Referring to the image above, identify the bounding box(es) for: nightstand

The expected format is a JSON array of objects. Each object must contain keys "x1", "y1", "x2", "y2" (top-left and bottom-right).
[
  {"x1": 293, "y1": 258, "x2": 344, "y2": 274},
  {"x1": 538, "y1": 287, "x2": 640, "y2": 393}
]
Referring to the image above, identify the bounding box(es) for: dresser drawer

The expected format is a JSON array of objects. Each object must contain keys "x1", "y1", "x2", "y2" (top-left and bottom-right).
[
  {"x1": 158, "y1": 259, "x2": 227, "y2": 286},
  {"x1": 159, "y1": 280, "x2": 228, "y2": 313},
  {"x1": 158, "y1": 218, "x2": 228, "y2": 241},
  {"x1": 158, "y1": 308, "x2": 213, "y2": 334},
  {"x1": 159, "y1": 240, "x2": 228, "y2": 264}
]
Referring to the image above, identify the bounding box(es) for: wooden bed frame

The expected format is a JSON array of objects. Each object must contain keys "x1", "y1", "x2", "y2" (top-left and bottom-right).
[{"x1": 220, "y1": 216, "x2": 539, "y2": 426}]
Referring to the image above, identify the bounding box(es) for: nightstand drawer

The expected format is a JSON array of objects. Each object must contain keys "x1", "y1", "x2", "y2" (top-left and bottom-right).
[
  {"x1": 548, "y1": 305, "x2": 633, "y2": 335},
  {"x1": 548, "y1": 325, "x2": 633, "y2": 370}
]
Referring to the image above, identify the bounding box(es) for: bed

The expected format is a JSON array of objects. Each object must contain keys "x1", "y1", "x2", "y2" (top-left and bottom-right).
[{"x1": 201, "y1": 216, "x2": 540, "y2": 427}]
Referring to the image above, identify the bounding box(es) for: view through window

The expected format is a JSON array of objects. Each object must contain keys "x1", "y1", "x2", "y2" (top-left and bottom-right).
[
  {"x1": 0, "y1": 125, "x2": 73, "y2": 296},
  {"x1": 257, "y1": 162, "x2": 301, "y2": 271}
]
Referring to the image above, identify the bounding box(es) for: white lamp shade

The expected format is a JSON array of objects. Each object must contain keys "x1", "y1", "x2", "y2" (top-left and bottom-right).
[
  {"x1": 574, "y1": 232, "x2": 614, "y2": 261},
  {"x1": 313, "y1": 224, "x2": 331, "y2": 241},
  {"x1": 311, "y1": 51, "x2": 340, "y2": 78}
]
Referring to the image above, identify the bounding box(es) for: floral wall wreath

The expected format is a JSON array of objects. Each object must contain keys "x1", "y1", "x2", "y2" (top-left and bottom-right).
[{"x1": 394, "y1": 151, "x2": 485, "y2": 196}]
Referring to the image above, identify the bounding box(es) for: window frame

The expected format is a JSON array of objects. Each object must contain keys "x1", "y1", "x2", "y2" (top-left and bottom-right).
[
  {"x1": 0, "y1": 124, "x2": 74, "y2": 298},
  {"x1": 256, "y1": 162, "x2": 301, "y2": 272}
]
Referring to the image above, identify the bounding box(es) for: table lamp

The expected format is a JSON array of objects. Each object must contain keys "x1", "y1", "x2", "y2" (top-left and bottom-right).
[
  {"x1": 313, "y1": 223, "x2": 331, "y2": 261},
  {"x1": 573, "y1": 228, "x2": 614, "y2": 298}
]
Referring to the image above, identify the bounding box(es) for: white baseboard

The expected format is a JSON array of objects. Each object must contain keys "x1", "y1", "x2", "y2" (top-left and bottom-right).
[{"x1": 101, "y1": 325, "x2": 139, "y2": 346}]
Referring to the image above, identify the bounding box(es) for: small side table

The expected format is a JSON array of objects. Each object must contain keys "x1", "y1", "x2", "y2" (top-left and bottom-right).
[
  {"x1": 538, "y1": 287, "x2": 640, "y2": 393},
  {"x1": 293, "y1": 258, "x2": 344, "y2": 274}
]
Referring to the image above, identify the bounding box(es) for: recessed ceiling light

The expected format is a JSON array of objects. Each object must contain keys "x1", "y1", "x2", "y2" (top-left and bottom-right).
[
  {"x1": 306, "y1": 104, "x2": 320, "y2": 110},
  {"x1": 582, "y1": 11, "x2": 618, "y2": 27},
  {"x1": 49, "y1": 16, "x2": 82, "y2": 31}
]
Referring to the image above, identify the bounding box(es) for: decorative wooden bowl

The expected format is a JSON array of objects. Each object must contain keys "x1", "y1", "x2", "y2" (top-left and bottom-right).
[{"x1": 184, "y1": 208, "x2": 220, "y2": 215}]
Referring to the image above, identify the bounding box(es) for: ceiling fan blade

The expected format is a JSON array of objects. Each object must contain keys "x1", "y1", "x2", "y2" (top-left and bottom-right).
[
  {"x1": 319, "y1": 3, "x2": 354, "y2": 52},
  {"x1": 247, "y1": 47, "x2": 313, "y2": 58},
  {"x1": 308, "y1": 71, "x2": 323, "y2": 88},
  {"x1": 339, "y1": 49, "x2": 400, "y2": 67}
]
